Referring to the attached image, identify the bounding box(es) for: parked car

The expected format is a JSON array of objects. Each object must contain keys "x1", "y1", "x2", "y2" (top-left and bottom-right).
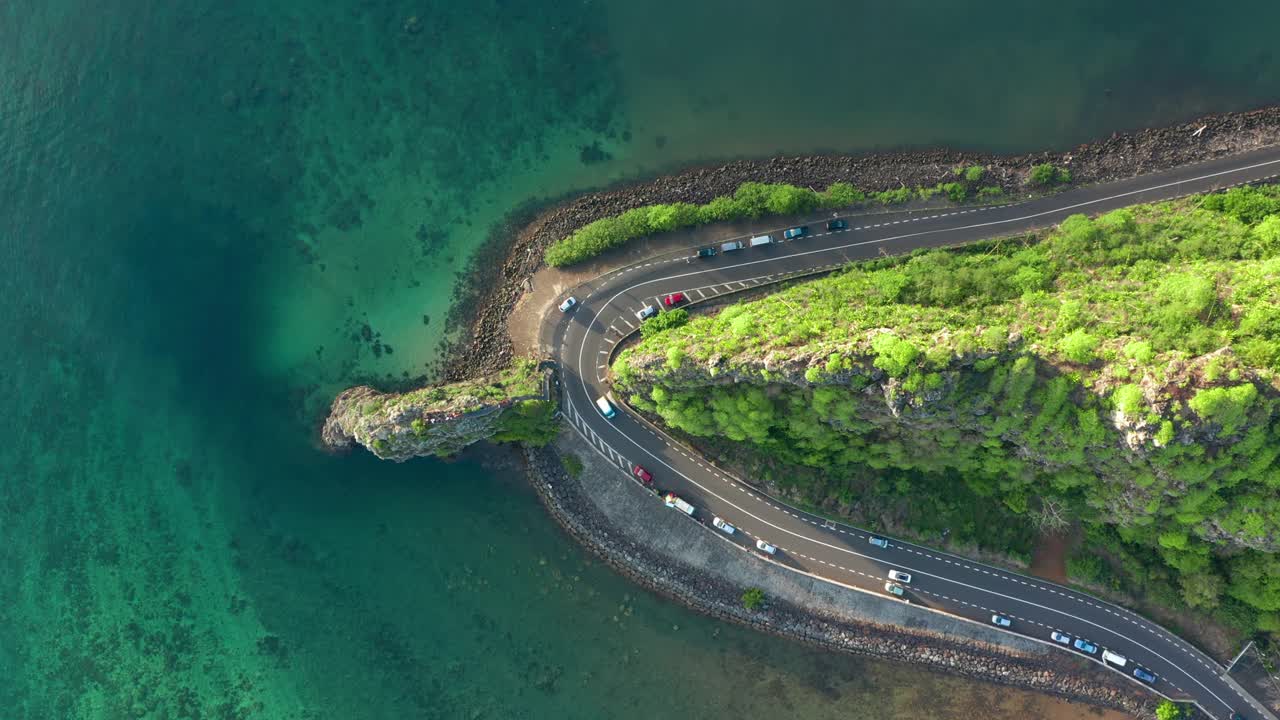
[
  {"x1": 827, "y1": 218, "x2": 849, "y2": 231},
  {"x1": 721, "y1": 240, "x2": 745, "y2": 252},
  {"x1": 884, "y1": 582, "x2": 905, "y2": 597},
  {"x1": 748, "y1": 234, "x2": 776, "y2": 247},
  {"x1": 1050, "y1": 631, "x2": 1071, "y2": 645},
  {"x1": 664, "y1": 493, "x2": 695, "y2": 516},
  {"x1": 663, "y1": 292, "x2": 686, "y2": 307},
  {"x1": 991, "y1": 615, "x2": 1012, "y2": 628},
  {"x1": 636, "y1": 305, "x2": 657, "y2": 321},
  {"x1": 632, "y1": 465, "x2": 653, "y2": 484},
  {"x1": 558, "y1": 296, "x2": 577, "y2": 312},
  {"x1": 1073, "y1": 638, "x2": 1098, "y2": 654},
  {"x1": 1133, "y1": 667, "x2": 1157, "y2": 684},
  {"x1": 1231, "y1": 713, "x2": 1248, "y2": 720},
  {"x1": 868, "y1": 536, "x2": 889, "y2": 549},
  {"x1": 783, "y1": 226, "x2": 808, "y2": 240},
  {"x1": 1102, "y1": 650, "x2": 1128, "y2": 668},
  {"x1": 887, "y1": 569, "x2": 912, "y2": 584},
  {"x1": 712, "y1": 516, "x2": 736, "y2": 535},
  {"x1": 755, "y1": 539, "x2": 777, "y2": 555},
  {"x1": 697, "y1": 247, "x2": 717, "y2": 258}
]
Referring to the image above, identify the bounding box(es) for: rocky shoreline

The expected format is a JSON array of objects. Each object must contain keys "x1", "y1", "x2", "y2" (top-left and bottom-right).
[
  {"x1": 444, "y1": 103, "x2": 1280, "y2": 381},
  {"x1": 417, "y1": 108, "x2": 1280, "y2": 718},
  {"x1": 520, "y1": 440, "x2": 1162, "y2": 718}
]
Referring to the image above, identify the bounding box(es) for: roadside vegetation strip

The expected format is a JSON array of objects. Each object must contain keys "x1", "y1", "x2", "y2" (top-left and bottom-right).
[
  {"x1": 613, "y1": 185, "x2": 1280, "y2": 641},
  {"x1": 543, "y1": 169, "x2": 1014, "y2": 267}
]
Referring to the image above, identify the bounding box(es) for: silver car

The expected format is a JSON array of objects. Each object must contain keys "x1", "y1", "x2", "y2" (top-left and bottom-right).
[
  {"x1": 712, "y1": 517, "x2": 736, "y2": 535},
  {"x1": 558, "y1": 296, "x2": 577, "y2": 312},
  {"x1": 636, "y1": 305, "x2": 657, "y2": 321},
  {"x1": 755, "y1": 539, "x2": 777, "y2": 555}
]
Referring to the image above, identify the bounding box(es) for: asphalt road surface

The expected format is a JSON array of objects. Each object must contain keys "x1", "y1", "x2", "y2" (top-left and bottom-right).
[{"x1": 542, "y1": 146, "x2": 1280, "y2": 720}]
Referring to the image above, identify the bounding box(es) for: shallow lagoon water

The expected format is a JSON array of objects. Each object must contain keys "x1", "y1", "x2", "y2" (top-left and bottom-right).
[{"x1": 2, "y1": 0, "x2": 1278, "y2": 717}]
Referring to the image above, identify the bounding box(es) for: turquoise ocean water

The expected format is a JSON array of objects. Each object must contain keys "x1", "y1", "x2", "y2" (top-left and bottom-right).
[{"x1": 2, "y1": 1, "x2": 1278, "y2": 717}]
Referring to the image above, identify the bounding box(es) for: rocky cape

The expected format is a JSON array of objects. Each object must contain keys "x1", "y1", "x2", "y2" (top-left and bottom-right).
[{"x1": 323, "y1": 360, "x2": 550, "y2": 461}]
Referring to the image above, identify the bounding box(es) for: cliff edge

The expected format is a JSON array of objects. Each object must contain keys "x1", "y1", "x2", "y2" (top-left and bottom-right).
[{"x1": 323, "y1": 359, "x2": 555, "y2": 461}]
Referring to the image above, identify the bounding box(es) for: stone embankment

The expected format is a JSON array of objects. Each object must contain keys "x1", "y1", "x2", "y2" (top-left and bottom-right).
[
  {"x1": 446, "y1": 104, "x2": 1280, "y2": 380},
  {"x1": 523, "y1": 435, "x2": 1162, "y2": 718}
]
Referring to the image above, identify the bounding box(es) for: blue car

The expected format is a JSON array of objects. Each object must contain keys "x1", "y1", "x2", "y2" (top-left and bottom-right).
[
  {"x1": 1073, "y1": 638, "x2": 1098, "y2": 654},
  {"x1": 868, "y1": 536, "x2": 889, "y2": 548},
  {"x1": 1133, "y1": 667, "x2": 1157, "y2": 684},
  {"x1": 827, "y1": 219, "x2": 848, "y2": 231},
  {"x1": 783, "y1": 226, "x2": 808, "y2": 240}
]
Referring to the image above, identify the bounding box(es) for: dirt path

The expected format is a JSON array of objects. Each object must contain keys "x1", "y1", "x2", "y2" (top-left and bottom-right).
[{"x1": 1030, "y1": 531, "x2": 1071, "y2": 585}]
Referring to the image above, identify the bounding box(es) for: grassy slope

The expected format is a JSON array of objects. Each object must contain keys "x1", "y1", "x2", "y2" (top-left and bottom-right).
[{"x1": 614, "y1": 187, "x2": 1280, "y2": 636}]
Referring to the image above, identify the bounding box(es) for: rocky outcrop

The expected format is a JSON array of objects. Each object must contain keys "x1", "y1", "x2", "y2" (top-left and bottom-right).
[{"x1": 323, "y1": 360, "x2": 551, "y2": 461}]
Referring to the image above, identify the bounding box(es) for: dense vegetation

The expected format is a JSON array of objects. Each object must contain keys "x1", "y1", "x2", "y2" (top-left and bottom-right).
[
  {"x1": 544, "y1": 170, "x2": 1010, "y2": 267},
  {"x1": 1155, "y1": 700, "x2": 1190, "y2": 720},
  {"x1": 614, "y1": 186, "x2": 1280, "y2": 635}
]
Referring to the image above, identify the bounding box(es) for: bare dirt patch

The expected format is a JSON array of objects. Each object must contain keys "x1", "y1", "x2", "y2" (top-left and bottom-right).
[{"x1": 1030, "y1": 531, "x2": 1071, "y2": 585}]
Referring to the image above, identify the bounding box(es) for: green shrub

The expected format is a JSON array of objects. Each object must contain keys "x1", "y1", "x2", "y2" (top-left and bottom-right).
[
  {"x1": 561, "y1": 452, "x2": 584, "y2": 478},
  {"x1": 977, "y1": 186, "x2": 1004, "y2": 201},
  {"x1": 1058, "y1": 328, "x2": 1098, "y2": 363},
  {"x1": 1253, "y1": 214, "x2": 1280, "y2": 252},
  {"x1": 1187, "y1": 384, "x2": 1257, "y2": 435},
  {"x1": 641, "y1": 308, "x2": 689, "y2": 338},
  {"x1": 741, "y1": 587, "x2": 766, "y2": 610},
  {"x1": 1122, "y1": 340, "x2": 1155, "y2": 364},
  {"x1": 962, "y1": 165, "x2": 985, "y2": 183},
  {"x1": 1029, "y1": 163, "x2": 1071, "y2": 187},
  {"x1": 871, "y1": 334, "x2": 920, "y2": 377},
  {"x1": 820, "y1": 182, "x2": 865, "y2": 208},
  {"x1": 491, "y1": 400, "x2": 558, "y2": 446},
  {"x1": 765, "y1": 184, "x2": 820, "y2": 215},
  {"x1": 1201, "y1": 186, "x2": 1280, "y2": 224},
  {"x1": 874, "y1": 187, "x2": 913, "y2": 204},
  {"x1": 939, "y1": 181, "x2": 967, "y2": 202},
  {"x1": 1113, "y1": 384, "x2": 1143, "y2": 416}
]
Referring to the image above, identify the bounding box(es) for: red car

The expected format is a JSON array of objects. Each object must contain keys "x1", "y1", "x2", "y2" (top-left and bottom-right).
[
  {"x1": 633, "y1": 465, "x2": 653, "y2": 484},
  {"x1": 663, "y1": 292, "x2": 686, "y2": 307}
]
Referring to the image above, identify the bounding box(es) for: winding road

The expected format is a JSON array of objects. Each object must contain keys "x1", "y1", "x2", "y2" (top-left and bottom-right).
[{"x1": 540, "y1": 145, "x2": 1280, "y2": 720}]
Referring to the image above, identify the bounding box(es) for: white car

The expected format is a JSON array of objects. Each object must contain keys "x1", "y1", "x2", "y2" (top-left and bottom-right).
[
  {"x1": 558, "y1": 296, "x2": 577, "y2": 312},
  {"x1": 636, "y1": 305, "x2": 657, "y2": 321},
  {"x1": 755, "y1": 539, "x2": 777, "y2": 555},
  {"x1": 991, "y1": 615, "x2": 1012, "y2": 628},
  {"x1": 712, "y1": 517, "x2": 736, "y2": 535},
  {"x1": 1050, "y1": 631, "x2": 1071, "y2": 645},
  {"x1": 887, "y1": 569, "x2": 912, "y2": 584},
  {"x1": 884, "y1": 582, "x2": 905, "y2": 597}
]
